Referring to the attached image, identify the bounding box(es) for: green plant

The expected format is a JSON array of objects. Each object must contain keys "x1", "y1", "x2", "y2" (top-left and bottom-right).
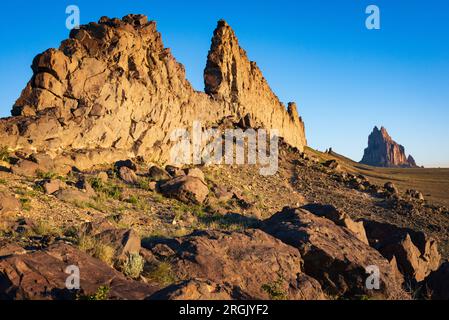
[
  {"x1": 0, "y1": 146, "x2": 10, "y2": 163},
  {"x1": 121, "y1": 253, "x2": 145, "y2": 279},
  {"x1": 78, "y1": 286, "x2": 110, "y2": 300},
  {"x1": 36, "y1": 171, "x2": 58, "y2": 180},
  {"x1": 19, "y1": 197, "x2": 31, "y2": 211},
  {"x1": 261, "y1": 275, "x2": 288, "y2": 300},
  {"x1": 89, "y1": 177, "x2": 123, "y2": 200},
  {"x1": 31, "y1": 220, "x2": 61, "y2": 237},
  {"x1": 0, "y1": 179, "x2": 6, "y2": 185},
  {"x1": 144, "y1": 261, "x2": 177, "y2": 286},
  {"x1": 78, "y1": 236, "x2": 116, "y2": 266}
]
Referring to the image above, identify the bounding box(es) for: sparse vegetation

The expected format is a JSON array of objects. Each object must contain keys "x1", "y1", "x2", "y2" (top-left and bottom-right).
[
  {"x1": 78, "y1": 236, "x2": 116, "y2": 266},
  {"x1": 77, "y1": 286, "x2": 110, "y2": 300},
  {"x1": 89, "y1": 177, "x2": 123, "y2": 200},
  {"x1": 121, "y1": 253, "x2": 145, "y2": 279},
  {"x1": 31, "y1": 219, "x2": 61, "y2": 237},
  {"x1": 144, "y1": 261, "x2": 177, "y2": 286},
  {"x1": 0, "y1": 146, "x2": 11, "y2": 163},
  {"x1": 261, "y1": 275, "x2": 288, "y2": 300}
]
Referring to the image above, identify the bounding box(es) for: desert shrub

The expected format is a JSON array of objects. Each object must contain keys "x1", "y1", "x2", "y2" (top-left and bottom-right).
[
  {"x1": 78, "y1": 286, "x2": 110, "y2": 300},
  {"x1": 144, "y1": 261, "x2": 177, "y2": 286},
  {"x1": 31, "y1": 220, "x2": 61, "y2": 237},
  {"x1": 78, "y1": 236, "x2": 116, "y2": 266},
  {"x1": 121, "y1": 253, "x2": 145, "y2": 279},
  {"x1": 261, "y1": 275, "x2": 288, "y2": 300},
  {"x1": 0, "y1": 146, "x2": 10, "y2": 163},
  {"x1": 89, "y1": 177, "x2": 123, "y2": 200},
  {"x1": 19, "y1": 197, "x2": 31, "y2": 211}
]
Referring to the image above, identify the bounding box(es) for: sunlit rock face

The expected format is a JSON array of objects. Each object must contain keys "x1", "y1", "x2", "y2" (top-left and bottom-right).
[
  {"x1": 361, "y1": 126, "x2": 417, "y2": 168},
  {"x1": 0, "y1": 15, "x2": 307, "y2": 170}
]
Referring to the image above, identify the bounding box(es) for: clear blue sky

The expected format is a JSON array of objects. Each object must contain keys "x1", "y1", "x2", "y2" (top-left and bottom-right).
[{"x1": 0, "y1": 0, "x2": 448, "y2": 167}]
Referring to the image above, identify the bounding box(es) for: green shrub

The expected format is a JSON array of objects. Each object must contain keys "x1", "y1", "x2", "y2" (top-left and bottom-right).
[
  {"x1": 78, "y1": 236, "x2": 116, "y2": 266},
  {"x1": 261, "y1": 275, "x2": 288, "y2": 300},
  {"x1": 89, "y1": 177, "x2": 123, "y2": 200},
  {"x1": 0, "y1": 146, "x2": 10, "y2": 163},
  {"x1": 144, "y1": 261, "x2": 177, "y2": 286},
  {"x1": 78, "y1": 286, "x2": 110, "y2": 300},
  {"x1": 121, "y1": 253, "x2": 145, "y2": 279}
]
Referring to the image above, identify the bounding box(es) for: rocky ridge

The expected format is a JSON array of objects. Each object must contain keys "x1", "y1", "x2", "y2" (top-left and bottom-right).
[{"x1": 0, "y1": 14, "x2": 306, "y2": 171}]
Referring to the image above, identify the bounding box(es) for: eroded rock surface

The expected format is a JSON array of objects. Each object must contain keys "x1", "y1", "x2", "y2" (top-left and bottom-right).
[
  {"x1": 0, "y1": 15, "x2": 307, "y2": 170},
  {"x1": 144, "y1": 229, "x2": 326, "y2": 300},
  {"x1": 262, "y1": 207, "x2": 408, "y2": 299}
]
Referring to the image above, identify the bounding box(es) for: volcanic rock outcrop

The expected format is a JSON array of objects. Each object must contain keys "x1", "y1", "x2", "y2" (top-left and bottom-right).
[
  {"x1": 360, "y1": 126, "x2": 417, "y2": 168},
  {"x1": 0, "y1": 14, "x2": 306, "y2": 170}
]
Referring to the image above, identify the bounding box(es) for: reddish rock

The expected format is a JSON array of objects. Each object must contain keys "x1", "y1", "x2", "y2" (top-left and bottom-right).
[
  {"x1": 150, "y1": 279, "x2": 232, "y2": 300},
  {"x1": 363, "y1": 220, "x2": 441, "y2": 282},
  {"x1": 0, "y1": 243, "x2": 159, "y2": 300},
  {"x1": 302, "y1": 204, "x2": 369, "y2": 245},
  {"x1": 262, "y1": 207, "x2": 408, "y2": 299},
  {"x1": 159, "y1": 176, "x2": 209, "y2": 205},
  {"x1": 361, "y1": 126, "x2": 417, "y2": 168},
  {"x1": 145, "y1": 229, "x2": 326, "y2": 300},
  {"x1": 0, "y1": 192, "x2": 21, "y2": 214}
]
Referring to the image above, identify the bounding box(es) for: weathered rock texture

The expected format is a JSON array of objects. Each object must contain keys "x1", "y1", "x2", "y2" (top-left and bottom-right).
[
  {"x1": 262, "y1": 207, "x2": 408, "y2": 299},
  {"x1": 0, "y1": 243, "x2": 158, "y2": 300},
  {"x1": 0, "y1": 15, "x2": 306, "y2": 170},
  {"x1": 360, "y1": 126, "x2": 417, "y2": 168},
  {"x1": 363, "y1": 220, "x2": 441, "y2": 282},
  {"x1": 144, "y1": 229, "x2": 326, "y2": 300}
]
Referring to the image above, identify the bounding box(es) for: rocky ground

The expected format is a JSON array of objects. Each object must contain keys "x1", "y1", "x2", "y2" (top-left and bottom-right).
[{"x1": 1, "y1": 143, "x2": 448, "y2": 300}]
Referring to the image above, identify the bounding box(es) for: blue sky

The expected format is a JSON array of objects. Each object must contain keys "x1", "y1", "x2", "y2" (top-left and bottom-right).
[{"x1": 0, "y1": 0, "x2": 448, "y2": 167}]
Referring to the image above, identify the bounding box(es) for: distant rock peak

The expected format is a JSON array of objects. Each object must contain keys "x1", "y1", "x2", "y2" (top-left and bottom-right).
[{"x1": 360, "y1": 126, "x2": 418, "y2": 168}]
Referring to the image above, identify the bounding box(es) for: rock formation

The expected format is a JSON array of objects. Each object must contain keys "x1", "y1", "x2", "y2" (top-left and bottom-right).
[
  {"x1": 0, "y1": 14, "x2": 306, "y2": 170},
  {"x1": 360, "y1": 126, "x2": 417, "y2": 168}
]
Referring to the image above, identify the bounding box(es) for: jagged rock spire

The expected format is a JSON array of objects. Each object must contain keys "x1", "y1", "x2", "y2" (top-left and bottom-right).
[
  {"x1": 361, "y1": 126, "x2": 418, "y2": 168},
  {"x1": 0, "y1": 15, "x2": 307, "y2": 170}
]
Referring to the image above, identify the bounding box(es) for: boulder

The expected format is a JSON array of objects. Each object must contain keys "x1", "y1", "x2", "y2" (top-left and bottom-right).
[
  {"x1": 384, "y1": 182, "x2": 399, "y2": 194},
  {"x1": 165, "y1": 165, "x2": 186, "y2": 178},
  {"x1": 54, "y1": 188, "x2": 92, "y2": 204},
  {"x1": 43, "y1": 179, "x2": 65, "y2": 195},
  {"x1": 185, "y1": 167, "x2": 206, "y2": 183},
  {"x1": 114, "y1": 159, "x2": 137, "y2": 172},
  {"x1": 118, "y1": 166, "x2": 138, "y2": 184},
  {"x1": 148, "y1": 166, "x2": 171, "y2": 181},
  {"x1": 406, "y1": 189, "x2": 425, "y2": 201},
  {"x1": 0, "y1": 243, "x2": 159, "y2": 300},
  {"x1": 301, "y1": 204, "x2": 369, "y2": 245},
  {"x1": 144, "y1": 229, "x2": 326, "y2": 300},
  {"x1": 363, "y1": 220, "x2": 441, "y2": 282},
  {"x1": 212, "y1": 185, "x2": 234, "y2": 202},
  {"x1": 0, "y1": 192, "x2": 21, "y2": 214},
  {"x1": 423, "y1": 262, "x2": 449, "y2": 300},
  {"x1": 323, "y1": 160, "x2": 340, "y2": 171},
  {"x1": 262, "y1": 207, "x2": 408, "y2": 299},
  {"x1": 159, "y1": 176, "x2": 209, "y2": 205},
  {"x1": 11, "y1": 160, "x2": 39, "y2": 177},
  {"x1": 149, "y1": 279, "x2": 232, "y2": 300},
  {"x1": 94, "y1": 229, "x2": 141, "y2": 262}
]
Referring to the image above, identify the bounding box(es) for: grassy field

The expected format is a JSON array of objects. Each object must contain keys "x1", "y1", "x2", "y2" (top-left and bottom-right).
[{"x1": 306, "y1": 147, "x2": 449, "y2": 207}]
